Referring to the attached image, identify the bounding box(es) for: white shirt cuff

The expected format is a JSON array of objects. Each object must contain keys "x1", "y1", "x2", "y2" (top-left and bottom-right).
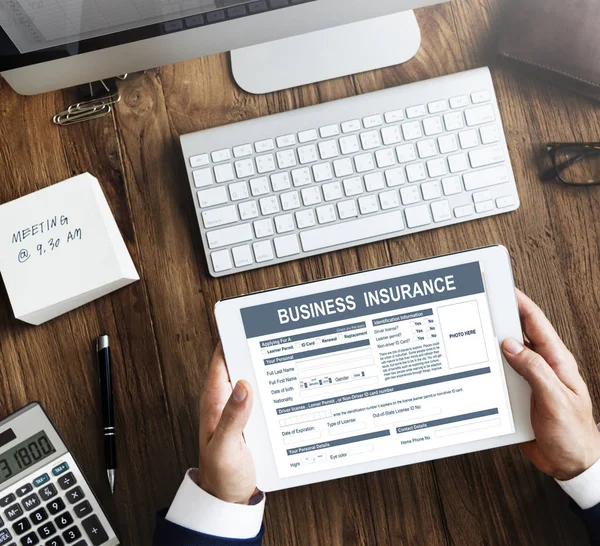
[
  {"x1": 556, "y1": 424, "x2": 600, "y2": 510},
  {"x1": 166, "y1": 469, "x2": 265, "y2": 539}
]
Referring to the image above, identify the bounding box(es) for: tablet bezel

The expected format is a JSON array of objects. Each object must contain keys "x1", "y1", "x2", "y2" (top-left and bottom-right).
[{"x1": 215, "y1": 245, "x2": 533, "y2": 492}]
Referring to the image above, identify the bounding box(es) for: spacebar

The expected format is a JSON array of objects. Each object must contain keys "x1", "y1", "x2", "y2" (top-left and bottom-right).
[{"x1": 300, "y1": 211, "x2": 405, "y2": 252}]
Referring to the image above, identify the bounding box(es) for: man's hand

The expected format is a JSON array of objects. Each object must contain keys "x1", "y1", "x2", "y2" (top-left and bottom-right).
[
  {"x1": 501, "y1": 290, "x2": 600, "y2": 481},
  {"x1": 197, "y1": 343, "x2": 257, "y2": 504}
]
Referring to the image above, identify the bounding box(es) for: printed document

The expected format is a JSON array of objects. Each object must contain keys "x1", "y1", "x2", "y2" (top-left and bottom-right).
[{"x1": 240, "y1": 262, "x2": 515, "y2": 478}]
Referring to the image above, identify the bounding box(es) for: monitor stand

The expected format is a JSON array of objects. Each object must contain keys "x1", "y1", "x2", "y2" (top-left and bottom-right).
[{"x1": 231, "y1": 11, "x2": 421, "y2": 95}]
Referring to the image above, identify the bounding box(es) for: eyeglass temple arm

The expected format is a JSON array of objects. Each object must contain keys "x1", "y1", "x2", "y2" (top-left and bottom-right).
[{"x1": 541, "y1": 150, "x2": 592, "y2": 182}]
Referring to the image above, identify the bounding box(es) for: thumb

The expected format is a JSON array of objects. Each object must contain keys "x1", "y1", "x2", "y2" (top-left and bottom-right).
[
  {"x1": 212, "y1": 380, "x2": 253, "y2": 448},
  {"x1": 501, "y1": 337, "x2": 560, "y2": 399}
]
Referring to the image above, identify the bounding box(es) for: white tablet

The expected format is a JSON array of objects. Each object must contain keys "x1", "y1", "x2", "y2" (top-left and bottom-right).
[{"x1": 215, "y1": 246, "x2": 533, "y2": 492}]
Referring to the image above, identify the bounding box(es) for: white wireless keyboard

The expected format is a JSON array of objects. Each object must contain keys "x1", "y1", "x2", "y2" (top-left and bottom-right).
[{"x1": 181, "y1": 67, "x2": 519, "y2": 277}]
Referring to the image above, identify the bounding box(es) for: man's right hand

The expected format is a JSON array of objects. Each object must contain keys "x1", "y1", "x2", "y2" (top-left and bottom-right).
[{"x1": 501, "y1": 290, "x2": 600, "y2": 481}]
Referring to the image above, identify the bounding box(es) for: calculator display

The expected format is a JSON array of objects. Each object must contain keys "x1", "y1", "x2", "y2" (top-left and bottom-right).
[{"x1": 0, "y1": 431, "x2": 56, "y2": 485}]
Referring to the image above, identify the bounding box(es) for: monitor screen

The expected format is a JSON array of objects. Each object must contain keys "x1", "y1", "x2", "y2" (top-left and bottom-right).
[{"x1": 0, "y1": 0, "x2": 315, "y2": 71}]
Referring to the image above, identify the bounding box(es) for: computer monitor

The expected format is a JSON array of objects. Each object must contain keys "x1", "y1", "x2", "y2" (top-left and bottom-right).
[{"x1": 0, "y1": 0, "x2": 441, "y2": 96}]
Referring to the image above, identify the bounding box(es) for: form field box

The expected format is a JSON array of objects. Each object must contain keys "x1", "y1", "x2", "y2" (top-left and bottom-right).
[
  {"x1": 283, "y1": 430, "x2": 321, "y2": 445},
  {"x1": 374, "y1": 406, "x2": 441, "y2": 426},
  {"x1": 435, "y1": 418, "x2": 501, "y2": 438},
  {"x1": 298, "y1": 358, "x2": 374, "y2": 380},
  {"x1": 349, "y1": 443, "x2": 375, "y2": 455},
  {"x1": 438, "y1": 300, "x2": 488, "y2": 368},
  {"x1": 299, "y1": 376, "x2": 378, "y2": 398},
  {"x1": 295, "y1": 349, "x2": 373, "y2": 371},
  {"x1": 328, "y1": 422, "x2": 367, "y2": 436}
]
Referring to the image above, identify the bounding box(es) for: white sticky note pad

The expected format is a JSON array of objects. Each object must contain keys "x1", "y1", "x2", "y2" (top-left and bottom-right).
[{"x1": 0, "y1": 173, "x2": 139, "y2": 325}]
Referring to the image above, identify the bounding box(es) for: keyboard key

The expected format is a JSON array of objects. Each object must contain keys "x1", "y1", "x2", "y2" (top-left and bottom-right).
[
  {"x1": 256, "y1": 154, "x2": 276, "y2": 174},
  {"x1": 405, "y1": 204, "x2": 432, "y2": 228},
  {"x1": 46, "y1": 538, "x2": 64, "y2": 546},
  {"x1": 301, "y1": 187, "x2": 322, "y2": 206},
  {"x1": 46, "y1": 500, "x2": 65, "y2": 516},
  {"x1": 211, "y1": 250, "x2": 232, "y2": 273},
  {"x1": 259, "y1": 196, "x2": 280, "y2": 215},
  {"x1": 233, "y1": 144, "x2": 253, "y2": 158},
  {"x1": 190, "y1": 154, "x2": 209, "y2": 168},
  {"x1": 300, "y1": 210, "x2": 404, "y2": 251},
  {"x1": 358, "y1": 195, "x2": 379, "y2": 214},
  {"x1": 37, "y1": 522, "x2": 55, "y2": 539},
  {"x1": 417, "y1": 139, "x2": 437, "y2": 159},
  {"x1": 211, "y1": 149, "x2": 231, "y2": 163},
  {"x1": 234, "y1": 159, "x2": 256, "y2": 178},
  {"x1": 384, "y1": 110, "x2": 405, "y2": 123},
  {"x1": 20, "y1": 531, "x2": 38, "y2": 545},
  {"x1": 471, "y1": 90, "x2": 491, "y2": 104},
  {"x1": 280, "y1": 191, "x2": 300, "y2": 211},
  {"x1": 295, "y1": 209, "x2": 316, "y2": 229},
  {"x1": 444, "y1": 112, "x2": 464, "y2": 131},
  {"x1": 339, "y1": 136, "x2": 360, "y2": 155},
  {"x1": 6, "y1": 505, "x2": 23, "y2": 521},
  {"x1": 431, "y1": 200, "x2": 452, "y2": 222},
  {"x1": 271, "y1": 172, "x2": 291, "y2": 192},
  {"x1": 364, "y1": 173, "x2": 385, "y2": 192},
  {"x1": 375, "y1": 149, "x2": 396, "y2": 169},
  {"x1": 379, "y1": 190, "x2": 400, "y2": 210},
  {"x1": 253, "y1": 240, "x2": 274, "y2": 263},
  {"x1": 0, "y1": 528, "x2": 11, "y2": 545},
  {"x1": 381, "y1": 126, "x2": 402, "y2": 146},
  {"x1": 406, "y1": 163, "x2": 426, "y2": 183},
  {"x1": 472, "y1": 190, "x2": 492, "y2": 203},
  {"x1": 202, "y1": 205, "x2": 238, "y2": 229},
  {"x1": 385, "y1": 168, "x2": 405, "y2": 187},
  {"x1": 428, "y1": 100, "x2": 448, "y2": 114},
  {"x1": 291, "y1": 168, "x2": 312, "y2": 187},
  {"x1": 276, "y1": 134, "x2": 296, "y2": 148},
  {"x1": 55, "y1": 514, "x2": 73, "y2": 530},
  {"x1": 274, "y1": 234, "x2": 300, "y2": 258},
  {"x1": 62, "y1": 526, "x2": 81, "y2": 544},
  {"x1": 312, "y1": 163, "x2": 333, "y2": 182},
  {"x1": 400, "y1": 186, "x2": 421, "y2": 206},
  {"x1": 32, "y1": 475, "x2": 50, "y2": 488},
  {"x1": 480, "y1": 124, "x2": 500, "y2": 145},
  {"x1": 354, "y1": 153, "x2": 374, "y2": 173},
  {"x1": 363, "y1": 115, "x2": 383, "y2": 128},
  {"x1": 229, "y1": 181, "x2": 250, "y2": 201},
  {"x1": 316, "y1": 205, "x2": 337, "y2": 224},
  {"x1": 465, "y1": 104, "x2": 495, "y2": 126},
  {"x1": 207, "y1": 223, "x2": 253, "y2": 249},
  {"x1": 250, "y1": 177, "x2": 270, "y2": 196},
  {"x1": 65, "y1": 487, "x2": 85, "y2": 504},
  {"x1": 214, "y1": 163, "x2": 235, "y2": 183},
  {"x1": 81, "y1": 515, "x2": 109, "y2": 546},
  {"x1": 496, "y1": 195, "x2": 516, "y2": 209},
  {"x1": 341, "y1": 120, "x2": 361, "y2": 133},
  {"x1": 232, "y1": 245, "x2": 254, "y2": 267},
  {"x1": 13, "y1": 517, "x2": 31, "y2": 534},
  {"x1": 448, "y1": 153, "x2": 468, "y2": 173},
  {"x1": 475, "y1": 200, "x2": 495, "y2": 214},
  {"x1": 322, "y1": 181, "x2": 343, "y2": 201},
  {"x1": 401, "y1": 121, "x2": 422, "y2": 141},
  {"x1": 193, "y1": 168, "x2": 214, "y2": 188},
  {"x1": 395, "y1": 144, "x2": 417, "y2": 164},
  {"x1": 337, "y1": 200, "x2": 358, "y2": 220},
  {"x1": 333, "y1": 158, "x2": 354, "y2": 178},
  {"x1": 406, "y1": 105, "x2": 426, "y2": 118},
  {"x1": 319, "y1": 124, "x2": 339, "y2": 138},
  {"x1": 360, "y1": 131, "x2": 381, "y2": 150},
  {"x1": 254, "y1": 218, "x2": 274, "y2": 238},
  {"x1": 197, "y1": 187, "x2": 228, "y2": 208},
  {"x1": 450, "y1": 95, "x2": 469, "y2": 109},
  {"x1": 16, "y1": 487, "x2": 32, "y2": 499},
  {"x1": 318, "y1": 141, "x2": 339, "y2": 160},
  {"x1": 343, "y1": 177, "x2": 363, "y2": 197},
  {"x1": 22, "y1": 494, "x2": 40, "y2": 511},
  {"x1": 427, "y1": 158, "x2": 448, "y2": 178},
  {"x1": 438, "y1": 134, "x2": 458, "y2": 154},
  {"x1": 277, "y1": 149, "x2": 297, "y2": 168},
  {"x1": 297, "y1": 145, "x2": 318, "y2": 164},
  {"x1": 255, "y1": 139, "x2": 274, "y2": 153},
  {"x1": 0, "y1": 494, "x2": 15, "y2": 508},
  {"x1": 298, "y1": 129, "x2": 318, "y2": 143},
  {"x1": 422, "y1": 181, "x2": 442, "y2": 201},
  {"x1": 469, "y1": 145, "x2": 504, "y2": 168},
  {"x1": 274, "y1": 215, "x2": 295, "y2": 234},
  {"x1": 454, "y1": 204, "x2": 475, "y2": 218},
  {"x1": 459, "y1": 129, "x2": 479, "y2": 149},
  {"x1": 423, "y1": 116, "x2": 443, "y2": 136},
  {"x1": 239, "y1": 201, "x2": 259, "y2": 220},
  {"x1": 30, "y1": 508, "x2": 48, "y2": 525}
]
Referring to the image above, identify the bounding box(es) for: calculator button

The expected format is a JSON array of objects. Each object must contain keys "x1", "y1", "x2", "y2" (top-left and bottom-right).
[
  {"x1": 32, "y1": 475, "x2": 50, "y2": 488},
  {"x1": 61, "y1": 527, "x2": 80, "y2": 544},
  {"x1": 39, "y1": 487, "x2": 57, "y2": 503},
  {"x1": 57, "y1": 476, "x2": 76, "y2": 492},
  {"x1": 54, "y1": 514, "x2": 72, "y2": 530},
  {"x1": 71, "y1": 503, "x2": 91, "y2": 520},
  {"x1": 64, "y1": 490, "x2": 83, "y2": 506},
  {"x1": 29, "y1": 509, "x2": 47, "y2": 525},
  {"x1": 15, "y1": 487, "x2": 32, "y2": 499},
  {"x1": 51, "y1": 464, "x2": 69, "y2": 478},
  {"x1": 13, "y1": 518, "x2": 31, "y2": 535},
  {"x1": 46, "y1": 501, "x2": 64, "y2": 517},
  {"x1": 5, "y1": 505, "x2": 23, "y2": 521},
  {"x1": 37, "y1": 524, "x2": 55, "y2": 540},
  {"x1": 21, "y1": 495, "x2": 40, "y2": 512},
  {"x1": 0, "y1": 495, "x2": 15, "y2": 508},
  {"x1": 20, "y1": 533, "x2": 38, "y2": 545},
  {"x1": 81, "y1": 516, "x2": 107, "y2": 546},
  {"x1": 71, "y1": 542, "x2": 85, "y2": 546},
  {"x1": 0, "y1": 529, "x2": 11, "y2": 545},
  {"x1": 45, "y1": 538, "x2": 63, "y2": 546}
]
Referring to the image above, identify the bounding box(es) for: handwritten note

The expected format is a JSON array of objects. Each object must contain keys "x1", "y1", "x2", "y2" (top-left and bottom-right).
[{"x1": 0, "y1": 173, "x2": 139, "y2": 325}]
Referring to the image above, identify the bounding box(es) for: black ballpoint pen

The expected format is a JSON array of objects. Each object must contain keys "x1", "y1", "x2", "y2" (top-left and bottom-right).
[{"x1": 97, "y1": 335, "x2": 116, "y2": 494}]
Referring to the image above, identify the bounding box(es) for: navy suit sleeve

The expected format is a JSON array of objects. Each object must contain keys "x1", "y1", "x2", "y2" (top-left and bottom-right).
[
  {"x1": 153, "y1": 510, "x2": 264, "y2": 546},
  {"x1": 572, "y1": 502, "x2": 600, "y2": 545}
]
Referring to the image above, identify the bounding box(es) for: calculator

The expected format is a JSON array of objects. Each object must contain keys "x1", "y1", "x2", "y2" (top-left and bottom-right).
[{"x1": 0, "y1": 403, "x2": 119, "y2": 546}]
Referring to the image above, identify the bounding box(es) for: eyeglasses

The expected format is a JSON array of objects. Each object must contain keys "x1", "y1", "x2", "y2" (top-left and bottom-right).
[{"x1": 541, "y1": 143, "x2": 600, "y2": 186}]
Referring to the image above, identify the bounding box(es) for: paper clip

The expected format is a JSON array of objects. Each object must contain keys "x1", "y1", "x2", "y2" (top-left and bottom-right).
[{"x1": 53, "y1": 79, "x2": 122, "y2": 126}]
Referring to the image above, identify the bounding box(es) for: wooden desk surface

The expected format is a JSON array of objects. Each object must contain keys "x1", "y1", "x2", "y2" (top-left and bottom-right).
[{"x1": 1, "y1": 0, "x2": 599, "y2": 544}]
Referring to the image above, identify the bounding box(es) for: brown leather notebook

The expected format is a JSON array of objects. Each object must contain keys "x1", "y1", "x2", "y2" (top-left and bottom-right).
[{"x1": 497, "y1": 0, "x2": 600, "y2": 101}]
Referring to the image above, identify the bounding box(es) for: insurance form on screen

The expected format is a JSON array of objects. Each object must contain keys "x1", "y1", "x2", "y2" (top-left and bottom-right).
[{"x1": 240, "y1": 262, "x2": 515, "y2": 478}]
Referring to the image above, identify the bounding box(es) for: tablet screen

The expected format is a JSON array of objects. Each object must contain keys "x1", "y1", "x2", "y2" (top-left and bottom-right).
[{"x1": 240, "y1": 261, "x2": 515, "y2": 478}]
